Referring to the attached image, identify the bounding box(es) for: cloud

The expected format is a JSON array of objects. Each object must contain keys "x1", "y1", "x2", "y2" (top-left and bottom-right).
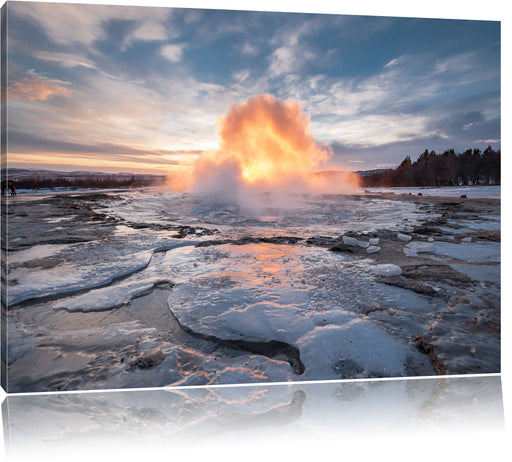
[
  {"x1": 268, "y1": 47, "x2": 297, "y2": 77},
  {"x1": 474, "y1": 139, "x2": 500, "y2": 144},
  {"x1": 241, "y1": 42, "x2": 259, "y2": 55},
  {"x1": 434, "y1": 51, "x2": 478, "y2": 75},
  {"x1": 35, "y1": 51, "x2": 98, "y2": 69},
  {"x1": 266, "y1": 17, "x2": 324, "y2": 77},
  {"x1": 10, "y1": 2, "x2": 174, "y2": 48},
  {"x1": 232, "y1": 69, "x2": 251, "y2": 84},
  {"x1": 8, "y1": 70, "x2": 71, "y2": 101},
  {"x1": 160, "y1": 44, "x2": 185, "y2": 63}
]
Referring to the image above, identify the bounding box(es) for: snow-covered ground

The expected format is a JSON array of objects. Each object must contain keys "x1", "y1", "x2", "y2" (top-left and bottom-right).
[
  {"x1": 4, "y1": 187, "x2": 500, "y2": 391},
  {"x1": 362, "y1": 185, "x2": 500, "y2": 198}
]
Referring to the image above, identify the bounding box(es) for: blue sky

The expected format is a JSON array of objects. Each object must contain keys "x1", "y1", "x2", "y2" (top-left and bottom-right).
[{"x1": 6, "y1": 0, "x2": 501, "y2": 173}]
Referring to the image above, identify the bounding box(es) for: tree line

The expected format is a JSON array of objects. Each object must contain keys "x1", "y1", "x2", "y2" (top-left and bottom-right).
[
  {"x1": 5, "y1": 175, "x2": 166, "y2": 191},
  {"x1": 361, "y1": 146, "x2": 500, "y2": 187}
]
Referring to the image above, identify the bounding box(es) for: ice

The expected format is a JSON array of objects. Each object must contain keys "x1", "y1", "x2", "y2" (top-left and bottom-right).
[
  {"x1": 373, "y1": 264, "x2": 402, "y2": 276},
  {"x1": 342, "y1": 236, "x2": 357, "y2": 246},
  {"x1": 297, "y1": 323, "x2": 412, "y2": 379},
  {"x1": 53, "y1": 275, "x2": 171, "y2": 312},
  {"x1": 8, "y1": 244, "x2": 72, "y2": 264},
  {"x1": 8, "y1": 250, "x2": 153, "y2": 305},
  {"x1": 5, "y1": 186, "x2": 501, "y2": 390},
  {"x1": 362, "y1": 185, "x2": 500, "y2": 199},
  {"x1": 449, "y1": 262, "x2": 500, "y2": 282},
  {"x1": 431, "y1": 241, "x2": 500, "y2": 262},
  {"x1": 164, "y1": 242, "x2": 436, "y2": 380},
  {"x1": 404, "y1": 241, "x2": 435, "y2": 257}
]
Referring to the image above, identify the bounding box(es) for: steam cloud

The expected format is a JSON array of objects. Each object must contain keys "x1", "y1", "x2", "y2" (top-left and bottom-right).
[{"x1": 168, "y1": 94, "x2": 359, "y2": 197}]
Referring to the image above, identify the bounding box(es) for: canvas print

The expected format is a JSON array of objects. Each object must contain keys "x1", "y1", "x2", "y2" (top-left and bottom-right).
[{"x1": 0, "y1": 2, "x2": 500, "y2": 393}]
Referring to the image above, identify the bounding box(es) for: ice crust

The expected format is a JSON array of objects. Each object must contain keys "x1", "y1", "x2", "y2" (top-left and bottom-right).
[
  {"x1": 166, "y1": 243, "x2": 427, "y2": 380},
  {"x1": 6, "y1": 188, "x2": 501, "y2": 390},
  {"x1": 53, "y1": 275, "x2": 171, "y2": 312},
  {"x1": 8, "y1": 250, "x2": 154, "y2": 306},
  {"x1": 373, "y1": 264, "x2": 402, "y2": 276}
]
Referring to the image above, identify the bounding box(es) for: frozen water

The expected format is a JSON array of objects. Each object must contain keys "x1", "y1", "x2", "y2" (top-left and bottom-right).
[
  {"x1": 373, "y1": 264, "x2": 402, "y2": 276},
  {"x1": 431, "y1": 241, "x2": 500, "y2": 262},
  {"x1": 362, "y1": 185, "x2": 500, "y2": 199},
  {"x1": 53, "y1": 275, "x2": 171, "y2": 312},
  {"x1": 343, "y1": 236, "x2": 357, "y2": 246},
  {"x1": 404, "y1": 241, "x2": 435, "y2": 257},
  {"x1": 8, "y1": 249, "x2": 154, "y2": 305},
  {"x1": 397, "y1": 233, "x2": 412, "y2": 242},
  {"x1": 8, "y1": 244, "x2": 73, "y2": 264},
  {"x1": 5, "y1": 186, "x2": 500, "y2": 391}
]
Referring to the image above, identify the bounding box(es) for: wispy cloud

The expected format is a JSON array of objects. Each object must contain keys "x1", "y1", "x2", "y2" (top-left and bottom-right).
[
  {"x1": 241, "y1": 42, "x2": 259, "y2": 55},
  {"x1": 35, "y1": 51, "x2": 98, "y2": 69},
  {"x1": 8, "y1": 70, "x2": 71, "y2": 101},
  {"x1": 10, "y1": 2, "x2": 174, "y2": 48}
]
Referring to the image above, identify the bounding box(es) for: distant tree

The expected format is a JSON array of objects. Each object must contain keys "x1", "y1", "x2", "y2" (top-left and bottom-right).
[{"x1": 360, "y1": 147, "x2": 500, "y2": 188}]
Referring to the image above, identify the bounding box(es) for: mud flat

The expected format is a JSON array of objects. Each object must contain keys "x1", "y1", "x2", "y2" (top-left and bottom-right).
[{"x1": 2, "y1": 189, "x2": 500, "y2": 392}]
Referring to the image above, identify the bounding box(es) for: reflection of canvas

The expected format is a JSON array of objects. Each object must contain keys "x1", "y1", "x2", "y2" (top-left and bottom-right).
[
  {"x1": 2, "y1": 377, "x2": 505, "y2": 458},
  {"x1": 0, "y1": 1, "x2": 501, "y2": 393}
]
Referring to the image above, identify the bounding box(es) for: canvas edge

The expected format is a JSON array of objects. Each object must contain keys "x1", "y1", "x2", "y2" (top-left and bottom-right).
[{"x1": 1, "y1": 0, "x2": 7, "y2": 394}]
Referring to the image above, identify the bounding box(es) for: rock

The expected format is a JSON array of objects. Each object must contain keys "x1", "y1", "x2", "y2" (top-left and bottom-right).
[
  {"x1": 397, "y1": 233, "x2": 412, "y2": 242},
  {"x1": 367, "y1": 246, "x2": 380, "y2": 254},
  {"x1": 329, "y1": 243, "x2": 354, "y2": 253},
  {"x1": 369, "y1": 237, "x2": 380, "y2": 246},
  {"x1": 130, "y1": 348, "x2": 164, "y2": 369}
]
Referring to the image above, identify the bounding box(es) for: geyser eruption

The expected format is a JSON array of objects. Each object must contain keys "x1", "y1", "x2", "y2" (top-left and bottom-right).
[
  {"x1": 168, "y1": 94, "x2": 359, "y2": 195},
  {"x1": 217, "y1": 94, "x2": 330, "y2": 188}
]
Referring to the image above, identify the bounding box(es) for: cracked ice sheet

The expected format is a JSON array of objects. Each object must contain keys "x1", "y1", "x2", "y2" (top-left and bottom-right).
[
  {"x1": 8, "y1": 320, "x2": 294, "y2": 391},
  {"x1": 8, "y1": 248, "x2": 153, "y2": 306},
  {"x1": 167, "y1": 243, "x2": 429, "y2": 379},
  {"x1": 8, "y1": 244, "x2": 73, "y2": 264},
  {"x1": 53, "y1": 275, "x2": 171, "y2": 312},
  {"x1": 7, "y1": 225, "x2": 198, "y2": 306}
]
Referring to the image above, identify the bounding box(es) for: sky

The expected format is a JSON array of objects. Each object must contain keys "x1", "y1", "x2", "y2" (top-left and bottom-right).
[{"x1": 5, "y1": 0, "x2": 501, "y2": 174}]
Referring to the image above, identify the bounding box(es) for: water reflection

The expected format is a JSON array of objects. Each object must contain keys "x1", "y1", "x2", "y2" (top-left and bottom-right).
[{"x1": 3, "y1": 375, "x2": 504, "y2": 461}]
